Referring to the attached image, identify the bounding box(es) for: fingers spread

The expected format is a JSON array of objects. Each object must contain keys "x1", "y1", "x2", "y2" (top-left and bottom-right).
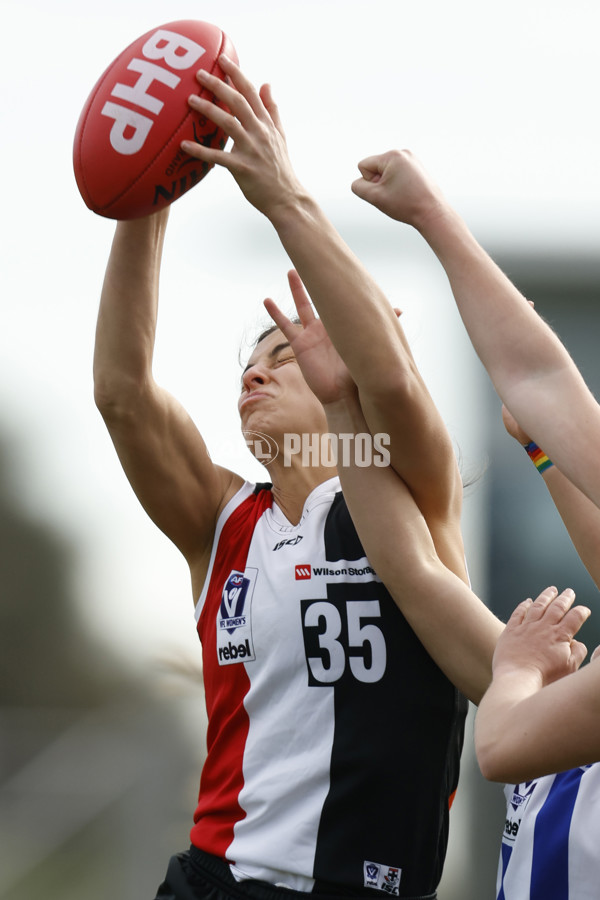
[
  {"x1": 263, "y1": 298, "x2": 295, "y2": 341},
  {"x1": 259, "y1": 83, "x2": 286, "y2": 136},
  {"x1": 287, "y1": 270, "x2": 315, "y2": 327},
  {"x1": 217, "y1": 54, "x2": 269, "y2": 122}
]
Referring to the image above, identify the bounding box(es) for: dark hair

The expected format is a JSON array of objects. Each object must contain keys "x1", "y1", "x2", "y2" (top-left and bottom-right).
[
  {"x1": 238, "y1": 315, "x2": 302, "y2": 369},
  {"x1": 252, "y1": 316, "x2": 301, "y2": 350}
]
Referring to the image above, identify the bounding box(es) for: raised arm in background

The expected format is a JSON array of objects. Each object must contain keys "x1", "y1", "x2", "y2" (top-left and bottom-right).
[{"x1": 351, "y1": 149, "x2": 600, "y2": 512}]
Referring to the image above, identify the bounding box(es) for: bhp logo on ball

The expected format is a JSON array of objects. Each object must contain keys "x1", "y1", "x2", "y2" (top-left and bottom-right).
[{"x1": 101, "y1": 29, "x2": 207, "y2": 156}]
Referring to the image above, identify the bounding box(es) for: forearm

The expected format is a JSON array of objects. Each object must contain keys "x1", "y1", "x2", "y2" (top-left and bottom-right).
[
  {"x1": 476, "y1": 662, "x2": 600, "y2": 782},
  {"x1": 417, "y1": 206, "x2": 600, "y2": 494},
  {"x1": 324, "y1": 398, "x2": 500, "y2": 704},
  {"x1": 269, "y1": 194, "x2": 411, "y2": 396},
  {"x1": 94, "y1": 211, "x2": 169, "y2": 407},
  {"x1": 417, "y1": 206, "x2": 571, "y2": 387},
  {"x1": 540, "y1": 466, "x2": 600, "y2": 589},
  {"x1": 475, "y1": 669, "x2": 546, "y2": 781},
  {"x1": 272, "y1": 194, "x2": 467, "y2": 527}
]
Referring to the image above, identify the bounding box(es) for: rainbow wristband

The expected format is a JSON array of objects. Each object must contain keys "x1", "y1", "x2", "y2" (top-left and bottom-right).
[{"x1": 524, "y1": 441, "x2": 554, "y2": 474}]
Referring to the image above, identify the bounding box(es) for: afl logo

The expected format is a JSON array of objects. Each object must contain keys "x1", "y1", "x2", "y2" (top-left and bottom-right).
[{"x1": 242, "y1": 431, "x2": 280, "y2": 466}]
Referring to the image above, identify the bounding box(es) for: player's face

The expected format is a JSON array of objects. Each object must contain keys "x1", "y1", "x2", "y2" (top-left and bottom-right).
[{"x1": 238, "y1": 328, "x2": 326, "y2": 443}]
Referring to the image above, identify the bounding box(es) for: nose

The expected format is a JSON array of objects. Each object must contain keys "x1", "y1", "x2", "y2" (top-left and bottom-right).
[{"x1": 241, "y1": 362, "x2": 271, "y2": 393}]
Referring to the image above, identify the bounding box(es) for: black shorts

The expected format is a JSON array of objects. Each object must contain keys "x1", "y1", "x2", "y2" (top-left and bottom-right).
[
  {"x1": 153, "y1": 847, "x2": 356, "y2": 900},
  {"x1": 153, "y1": 847, "x2": 436, "y2": 900}
]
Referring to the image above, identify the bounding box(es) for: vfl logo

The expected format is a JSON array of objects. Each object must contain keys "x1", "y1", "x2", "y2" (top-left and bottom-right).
[
  {"x1": 295, "y1": 564, "x2": 312, "y2": 580},
  {"x1": 365, "y1": 863, "x2": 380, "y2": 887},
  {"x1": 509, "y1": 782, "x2": 536, "y2": 813},
  {"x1": 273, "y1": 535, "x2": 303, "y2": 551},
  {"x1": 220, "y1": 571, "x2": 250, "y2": 634},
  {"x1": 217, "y1": 568, "x2": 257, "y2": 666}
]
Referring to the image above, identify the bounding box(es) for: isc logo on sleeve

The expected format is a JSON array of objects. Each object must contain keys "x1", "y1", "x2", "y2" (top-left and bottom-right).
[{"x1": 217, "y1": 569, "x2": 258, "y2": 666}]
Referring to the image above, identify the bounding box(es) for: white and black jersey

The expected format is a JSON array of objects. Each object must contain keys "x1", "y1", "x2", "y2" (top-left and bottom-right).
[{"x1": 192, "y1": 478, "x2": 467, "y2": 899}]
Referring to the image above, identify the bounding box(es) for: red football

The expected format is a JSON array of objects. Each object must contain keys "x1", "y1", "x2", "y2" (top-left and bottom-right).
[{"x1": 73, "y1": 20, "x2": 237, "y2": 219}]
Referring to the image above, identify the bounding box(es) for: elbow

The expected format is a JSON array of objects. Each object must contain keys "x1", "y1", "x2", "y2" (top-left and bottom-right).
[
  {"x1": 364, "y1": 363, "x2": 420, "y2": 407},
  {"x1": 476, "y1": 746, "x2": 509, "y2": 783},
  {"x1": 93, "y1": 369, "x2": 148, "y2": 423},
  {"x1": 93, "y1": 372, "x2": 122, "y2": 418},
  {"x1": 475, "y1": 727, "x2": 523, "y2": 784}
]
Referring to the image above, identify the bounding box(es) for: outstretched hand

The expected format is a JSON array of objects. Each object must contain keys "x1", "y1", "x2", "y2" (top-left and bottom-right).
[
  {"x1": 181, "y1": 55, "x2": 302, "y2": 217},
  {"x1": 264, "y1": 271, "x2": 357, "y2": 408},
  {"x1": 493, "y1": 586, "x2": 590, "y2": 687}
]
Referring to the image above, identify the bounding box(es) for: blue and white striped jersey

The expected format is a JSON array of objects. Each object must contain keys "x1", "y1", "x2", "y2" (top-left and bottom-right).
[{"x1": 497, "y1": 764, "x2": 600, "y2": 900}]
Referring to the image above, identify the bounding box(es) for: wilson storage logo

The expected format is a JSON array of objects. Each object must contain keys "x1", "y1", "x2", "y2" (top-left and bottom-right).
[
  {"x1": 217, "y1": 568, "x2": 258, "y2": 666},
  {"x1": 295, "y1": 562, "x2": 378, "y2": 582}
]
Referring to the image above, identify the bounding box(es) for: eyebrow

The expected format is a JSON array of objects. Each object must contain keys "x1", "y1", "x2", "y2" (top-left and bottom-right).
[{"x1": 242, "y1": 341, "x2": 292, "y2": 376}]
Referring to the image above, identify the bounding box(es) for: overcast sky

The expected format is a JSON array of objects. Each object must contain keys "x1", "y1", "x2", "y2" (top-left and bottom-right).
[{"x1": 2, "y1": 0, "x2": 599, "y2": 665}]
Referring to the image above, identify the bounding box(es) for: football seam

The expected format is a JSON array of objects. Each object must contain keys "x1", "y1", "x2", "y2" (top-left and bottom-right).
[{"x1": 98, "y1": 30, "x2": 228, "y2": 215}]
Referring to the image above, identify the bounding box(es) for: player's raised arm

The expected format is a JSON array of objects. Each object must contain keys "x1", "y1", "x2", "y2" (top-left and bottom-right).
[
  {"x1": 352, "y1": 148, "x2": 600, "y2": 511},
  {"x1": 265, "y1": 293, "x2": 502, "y2": 704},
  {"x1": 182, "y1": 58, "x2": 466, "y2": 583},
  {"x1": 325, "y1": 394, "x2": 502, "y2": 703},
  {"x1": 94, "y1": 212, "x2": 242, "y2": 591}
]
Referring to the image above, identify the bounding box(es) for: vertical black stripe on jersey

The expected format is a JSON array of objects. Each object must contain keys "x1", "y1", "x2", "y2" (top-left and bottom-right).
[{"x1": 312, "y1": 493, "x2": 467, "y2": 898}]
